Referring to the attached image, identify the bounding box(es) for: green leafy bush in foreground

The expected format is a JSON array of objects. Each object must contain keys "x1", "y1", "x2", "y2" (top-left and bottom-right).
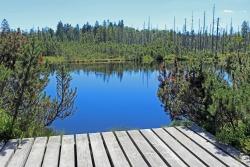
[
  {"x1": 0, "y1": 32, "x2": 76, "y2": 141},
  {"x1": 158, "y1": 54, "x2": 250, "y2": 154}
]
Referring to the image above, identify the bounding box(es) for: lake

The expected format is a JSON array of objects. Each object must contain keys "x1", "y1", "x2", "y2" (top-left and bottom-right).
[{"x1": 45, "y1": 63, "x2": 171, "y2": 134}]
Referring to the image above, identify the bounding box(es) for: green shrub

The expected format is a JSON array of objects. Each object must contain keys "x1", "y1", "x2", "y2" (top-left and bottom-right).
[
  {"x1": 142, "y1": 55, "x2": 154, "y2": 64},
  {"x1": 0, "y1": 109, "x2": 13, "y2": 141}
]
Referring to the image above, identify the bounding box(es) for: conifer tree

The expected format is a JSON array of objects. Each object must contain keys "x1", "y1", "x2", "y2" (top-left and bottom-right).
[{"x1": 1, "y1": 19, "x2": 10, "y2": 35}]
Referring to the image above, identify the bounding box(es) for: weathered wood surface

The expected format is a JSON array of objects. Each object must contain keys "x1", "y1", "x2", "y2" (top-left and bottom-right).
[
  {"x1": 153, "y1": 128, "x2": 206, "y2": 167},
  {"x1": 0, "y1": 127, "x2": 249, "y2": 167},
  {"x1": 165, "y1": 127, "x2": 226, "y2": 167},
  {"x1": 102, "y1": 132, "x2": 130, "y2": 167},
  {"x1": 0, "y1": 139, "x2": 19, "y2": 167},
  {"x1": 42, "y1": 136, "x2": 61, "y2": 167},
  {"x1": 89, "y1": 133, "x2": 111, "y2": 167},
  {"x1": 7, "y1": 138, "x2": 34, "y2": 167},
  {"x1": 25, "y1": 137, "x2": 47, "y2": 167},
  {"x1": 140, "y1": 129, "x2": 187, "y2": 167},
  {"x1": 177, "y1": 126, "x2": 246, "y2": 167},
  {"x1": 59, "y1": 135, "x2": 75, "y2": 167},
  {"x1": 115, "y1": 131, "x2": 148, "y2": 167},
  {"x1": 128, "y1": 130, "x2": 167, "y2": 167},
  {"x1": 189, "y1": 124, "x2": 250, "y2": 166},
  {"x1": 75, "y1": 134, "x2": 93, "y2": 167}
]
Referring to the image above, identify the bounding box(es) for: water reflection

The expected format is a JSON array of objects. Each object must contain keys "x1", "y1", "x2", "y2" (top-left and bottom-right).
[
  {"x1": 48, "y1": 62, "x2": 159, "y2": 83},
  {"x1": 46, "y1": 61, "x2": 237, "y2": 134},
  {"x1": 45, "y1": 62, "x2": 170, "y2": 134},
  {"x1": 157, "y1": 59, "x2": 245, "y2": 133}
]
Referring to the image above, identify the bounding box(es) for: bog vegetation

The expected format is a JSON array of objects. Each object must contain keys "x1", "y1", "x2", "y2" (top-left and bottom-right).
[
  {"x1": 0, "y1": 8, "x2": 250, "y2": 154},
  {"x1": 0, "y1": 20, "x2": 77, "y2": 140}
]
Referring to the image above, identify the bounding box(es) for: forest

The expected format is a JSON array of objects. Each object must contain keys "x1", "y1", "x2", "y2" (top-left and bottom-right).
[
  {"x1": 0, "y1": 12, "x2": 250, "y2": 154},
  {"x1": 2, "y1": 11, "x2": 250, "y2": 63}
]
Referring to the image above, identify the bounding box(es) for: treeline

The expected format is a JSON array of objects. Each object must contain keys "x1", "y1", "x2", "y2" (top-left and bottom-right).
[
  {"x1": 29, "y1": 19, "x2": 250, "y2": 58},
  {"x1": 1, "y1": 13, "x2": 250, "y2": 62}
]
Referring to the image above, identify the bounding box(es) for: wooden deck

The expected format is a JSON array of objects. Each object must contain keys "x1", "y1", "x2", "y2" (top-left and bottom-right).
[{"x1": 0, "y1": 125, "x2": 250, "y2": 167}]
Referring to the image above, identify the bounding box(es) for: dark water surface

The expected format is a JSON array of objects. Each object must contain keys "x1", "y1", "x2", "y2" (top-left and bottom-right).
[{"x1": 45, "y1": 63, "x2": 170, "y2": 134}]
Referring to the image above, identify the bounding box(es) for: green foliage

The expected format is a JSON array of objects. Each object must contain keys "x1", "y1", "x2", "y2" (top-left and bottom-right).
[
  {"x1": 0, "y1": 109, "x2": 12, "y2": 140},
  {"x1": 1, "y1": 19, "x2": 250, "y2": 152},
  {"x1": 1, "y1": 19, "x2": 250, "y2": 63},
  {"x1": 216, "y1": 123, "x2": 246, "y2": 148},
  {"x1": 0, "y1": 64, "x2": 11, "y2": 81},
  {"x1": 241, "y1": 138, "x2": 250, "y2": 153},
  {"x1": 142, "y1": 55, "x2": 154, "y2": 64},
  {"x1": 168, "y1": 119, "x2": 192, "y2": 127},
  {"x1": 1, "y1": 19, "x2": 10, "y2": 34},
  {"x1": 0, "y1": 31, "x2": 77, "y2": 141},
  {"x1": 158, "y1": 53, "x2": 250, "y2": 154}
]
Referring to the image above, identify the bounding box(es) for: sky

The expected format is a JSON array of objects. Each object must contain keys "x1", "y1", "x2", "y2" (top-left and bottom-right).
[{"x1": 0, "y1": 0, "x2": 249, "y2": 31}]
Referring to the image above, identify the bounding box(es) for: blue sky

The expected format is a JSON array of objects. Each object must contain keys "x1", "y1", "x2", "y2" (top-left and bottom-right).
[{"x1": 0, "y1": 0, "x2": 249, "y2": 31}]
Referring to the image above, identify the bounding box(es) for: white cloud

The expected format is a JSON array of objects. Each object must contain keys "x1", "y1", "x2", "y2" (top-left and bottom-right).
[{"x1": 223, "y1": 9, "x2": 234, "y2": 13}]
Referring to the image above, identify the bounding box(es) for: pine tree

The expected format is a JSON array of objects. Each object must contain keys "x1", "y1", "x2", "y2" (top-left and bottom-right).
[
  {"x1": 241, "y1": 21, "x2": 249, "y2": 52},
  {"x1": 56, "y1": 21, "x2": 64, "y2": 41},
  {"x1": 73, "y1": 24, "x2": 80, "y2": 41},
  {"x1": 1, "y1": 19, "x2": 10, "y2": 35}
]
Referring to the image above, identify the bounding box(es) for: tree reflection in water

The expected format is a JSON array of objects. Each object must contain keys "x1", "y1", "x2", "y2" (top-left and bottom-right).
[{"x1": 157, "y1": 56, "x2": 250, "y2": 153}]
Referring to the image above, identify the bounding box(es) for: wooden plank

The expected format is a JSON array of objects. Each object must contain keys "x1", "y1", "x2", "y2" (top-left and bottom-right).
[
  {"x1": 7, "y1": 138, "x2": 34, "y2": 167},
  {"x1": 115, "y1": 131, "x2": 148, "y2": 167},
  {"x1": 128, "y1": 130, "x2": 167, "y2": 167},
  {"x1": 153, "y1": 128, "x2": 206, "y2": 167},
  {"x1": 141, "y1": 129, "x2": 187, "y2": 167},
  {"x1": 189, "y1": 124, "x2": 250, "y2": 166},
  {"x1": 59, "y1": 135, "x2": 75, "y2": 167},
  {"x1": 0, "y1": 139, "x2": 19, "y2": 167},
  {"x1": 89, "y1": 133, "x2": 111, "y2": 167},
  {"x1": 25, "y1": 137, "x2": 47, "y2": 167},
  {"x1": 75, "y1": 134, "x2": 93, "y2": 167},
  {"x1": 102, "y1": 132, "x2": 130, "y2": 167},
  {"x1": 165, "y1": 127, "x2": 226, "y2": 167},
  {"x1": 177, "y1": 126, "x2": 245, "y2": 166},
  {"x1": 179, "y1": 126, "x2": 246, "y2": 167},
  {"x1": 42, "y1": 136, "x2": 61, "y2": 167}
]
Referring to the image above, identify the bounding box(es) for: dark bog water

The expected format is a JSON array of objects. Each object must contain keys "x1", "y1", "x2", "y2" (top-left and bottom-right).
[{"x1": 45, "y1": 63, "x2": 171, "y2": 134}]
